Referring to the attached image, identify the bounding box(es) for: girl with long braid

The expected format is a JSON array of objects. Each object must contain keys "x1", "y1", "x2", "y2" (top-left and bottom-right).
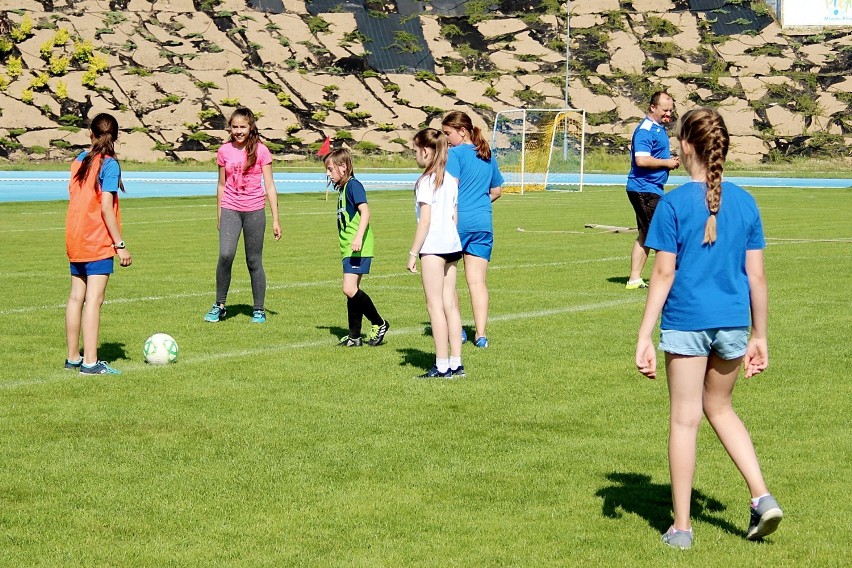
[
  {"x1": 635, "y1": 108, "x2": 781, "y2": 549},
  {"x1": 65, "y1": 113, "x2": 132, "y2": 374},
  {"x1": 204, "y1": 107, "x2": 281, "y2": 324}
]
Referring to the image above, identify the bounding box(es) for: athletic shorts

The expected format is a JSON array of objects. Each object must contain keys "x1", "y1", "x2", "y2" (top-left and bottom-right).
[
  {"x1": 420, "y1": 251, "x2": 462, "y2": 263},
  {"x1": 342, "y1": 256, "x2": 372, "y2": 274},
  {"x1": 70, "y1": 257, "x2": 114, "y2": 276},
  {"x1": 659, "y1": 327, "x2": 750, "y2": 359},
  {"x1": 459, "y1": 230, "x2": 493, "y2": 261},
  {"x1": 627, "y1": 191, "x2": 661, "y2": 234}
]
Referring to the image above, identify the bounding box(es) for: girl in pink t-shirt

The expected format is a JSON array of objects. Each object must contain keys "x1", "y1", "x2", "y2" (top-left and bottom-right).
[{"x1": 204, "y1": 108, "x2": 281, "y2": 324}]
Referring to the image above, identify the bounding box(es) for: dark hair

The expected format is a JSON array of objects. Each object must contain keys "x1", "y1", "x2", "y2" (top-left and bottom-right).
[
  {"x1": 228, "y1": 107, "x2": 260, "y2": 174},
  {"x1": 678, "y1": 107, "x2": 730, "y2": 245},
  {"x1": 324, "y1": 148, "x2": 354, "y2": 189},
  {"x1": 413, "y1": 128, "x2": 448, "y2": 191},
  {"x1": 441, "y1": 110, "x2": 491, "y2": 161},
  {"x1": 75, "y1": 113, "x2": 122, "y2": 190},
  {"x1": 649, "y1": 91, "x2": 672, "y2": 109}
]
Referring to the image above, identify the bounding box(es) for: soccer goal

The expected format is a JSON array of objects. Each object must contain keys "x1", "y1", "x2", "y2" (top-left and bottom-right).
[{"x1": 491, "y1": 108, "x2": 586, "y2": 194}]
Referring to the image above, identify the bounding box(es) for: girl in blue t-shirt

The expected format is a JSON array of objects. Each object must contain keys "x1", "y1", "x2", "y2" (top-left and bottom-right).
[
  {"x1": 635, "y1": 108, "x2": 781, "y2": 549},
  {"x1": 440, "y1": 111, "x2": 503, "y2": 349}
]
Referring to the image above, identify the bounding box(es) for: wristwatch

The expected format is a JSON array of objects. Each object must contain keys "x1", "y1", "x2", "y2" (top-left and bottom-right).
[{"x1": 113, "y1": 241, "x2": 126, "y2": 249}]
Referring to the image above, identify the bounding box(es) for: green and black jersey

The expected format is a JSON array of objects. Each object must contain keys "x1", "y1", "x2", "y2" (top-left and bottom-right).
[{"x1": 337, "y1": 177, "x2": 374, "y2": 258}]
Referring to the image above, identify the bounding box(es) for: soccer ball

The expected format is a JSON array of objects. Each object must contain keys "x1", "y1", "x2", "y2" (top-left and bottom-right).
[{"x1": 143, "y1": 333, "x2": 179, "y2": 365}]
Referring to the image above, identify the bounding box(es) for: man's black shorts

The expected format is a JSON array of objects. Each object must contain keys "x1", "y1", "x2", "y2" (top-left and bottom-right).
[{"x1": 627, "y1": 191, "x2": 661, "y2": 234}]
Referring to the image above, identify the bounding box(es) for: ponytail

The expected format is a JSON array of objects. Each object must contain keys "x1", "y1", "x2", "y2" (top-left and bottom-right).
[{"x1": 75, "y1": 113, "x2": 122, "y2": 191}]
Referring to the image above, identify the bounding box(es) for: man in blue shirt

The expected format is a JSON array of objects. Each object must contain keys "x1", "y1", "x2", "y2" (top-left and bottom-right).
[{"x1": 625, "y1": 91, "x2": 680, "y2": 289}]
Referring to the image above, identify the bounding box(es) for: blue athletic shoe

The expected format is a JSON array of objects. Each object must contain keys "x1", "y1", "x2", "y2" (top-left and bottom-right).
[
  {"x1": 450, "y1": 365, "x2": 466, "y2": 378},
  {"x1": 417, "y1": 366, "x2": 453, "y2": 379},
  {"x1": 64, "y1": 357, "x2": 82, "y2": 370},
  {"x1": 79, "y1": 361, "x2": 121, "y2": 375},
  {"x1": 251, "y1": 309, "x2": 267, "y2": 323},
  {"x1": 461, "y1": 328, "x2": 468, "y2": 344},
  {"x1": 204, "y1": 304, "x2": 226, "y2": 322},
  {"x1": 474, "y1": 336, "x2": 489, "y2": 348}
]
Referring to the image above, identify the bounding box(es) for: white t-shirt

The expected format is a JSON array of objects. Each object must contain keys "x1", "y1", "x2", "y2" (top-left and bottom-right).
[{"x1": 415, "y1": 172, "x2": 462, "y2": 254}]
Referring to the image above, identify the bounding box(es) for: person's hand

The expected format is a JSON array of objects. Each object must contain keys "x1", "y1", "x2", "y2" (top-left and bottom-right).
[
  {"x1": 272, "y1": 220, "x2": 282, "y2": 241},
  {"x1": 117, "y1": 248, "x2": 132, "y2": 267},
  {"x1": 351, "y1": 236, "x2": 363, "y2": 252},
  {"x1": 407, "y1": 254, "x2": 417, "y2": 273},
  {"x1": 743, "y1": 337, "x2": 768, "y2": 378},
  {"x1": 669, "y1": 156, "x2": 681, "y2": 170},
  {"x1": 635, "y1": 337, "x2": 657, "y2": 379}
]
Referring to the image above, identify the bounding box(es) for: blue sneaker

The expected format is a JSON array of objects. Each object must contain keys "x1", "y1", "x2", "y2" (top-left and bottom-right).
[
  {"x1": 417, "y1": 366, "x2": 453, "y2": 379},
  {"x1": 251, "y1": 309, "x2": 267, "y2": 323},
  {"x1": 204, "y1": 304, "x2": 226, "y2": 322},
  {"x1": 64, "y1": 357, "x2": 82, "y2": 370},
  {"x1": 474, "y1": 336, "x2": 489, "y2": 348},
  {"x1": 450, "y1": 365, "x2": 466, "y2": 378},
  {"x1": 461, "y1": 328, "x2": 468, "y2": 344},
  {"x1": 79, "y1": 361, "x2": 121, "y2": 375}
]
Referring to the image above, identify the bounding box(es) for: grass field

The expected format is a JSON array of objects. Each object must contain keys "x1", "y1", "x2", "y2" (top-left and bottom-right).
[{"x1": 1, "y1": 185, "x2": 850, "y2": 567}]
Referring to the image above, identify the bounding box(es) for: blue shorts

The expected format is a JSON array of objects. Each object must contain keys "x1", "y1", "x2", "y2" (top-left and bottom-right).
[
  {"x1": 659, "y1": 327, "x2": 749, "y2": 359},
  {"x1": 342, "y1": 256, "x2": 372, "y2": 274},
  {"x1": 70, "y1": 258, "x2": 114, "y2": 276},
  {"x1": 459, "y1": 231, "x2": 493, "y2": 261}
]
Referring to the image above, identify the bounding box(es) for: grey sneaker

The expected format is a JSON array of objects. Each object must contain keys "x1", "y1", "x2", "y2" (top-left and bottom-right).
[
  {"x1": 746, "y1": 495, "x2": 783, "y2": 540},
  {"x1": 661, "y1": 526, "x2": 693, "y2": 549},
  {"x1": 337, "y1": 335, "x2": 363, "y2": 347}
]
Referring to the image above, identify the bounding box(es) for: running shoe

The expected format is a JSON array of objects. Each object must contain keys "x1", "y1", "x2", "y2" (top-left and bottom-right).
[
  {"x1": 661, "y1": 526, "x2": 693, "y2": 549},
  {"x1": 746, "y1": 495, "x2": 783, "y2": 540},
  {"x1": 474, "y1": 336, "x2": 489, "y2": 349},
  {"x1": 251, "y1": 309, "x2": 267, "y2": 323},
  {"x1": 337, "y1": 335, "x2": 363, "y2": 347},
  {"x1": 79, "y1": 361, "x2": 121, "y2": 375},
  {"x1": 625, "y1": 278, "x2": 649, "y2": 290},
  {"x1": 367, "y1": 320, "x2": 390, "y2": 346},
  {"x1": 64, "y1": 357, "x2": 82, "y2": 370},
  {"x1": 417, "y1": 366, "x2": 453, "y2": 379},
  {"x1": 204, "y1": 304, "x2": 226, "y2": 322},
  {"x1": 450, "y1": 365, "x2": 466, "y2": 378}
]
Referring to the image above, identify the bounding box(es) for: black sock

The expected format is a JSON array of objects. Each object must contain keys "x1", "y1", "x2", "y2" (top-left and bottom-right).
[
  {"x1": 347, "y1": 294, "x2": 362, "y2": 337},
  {"x1": 354, "y1": 289, "x2": 383, "y2": 326}
]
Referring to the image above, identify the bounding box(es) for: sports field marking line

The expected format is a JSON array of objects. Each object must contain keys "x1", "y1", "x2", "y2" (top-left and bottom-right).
[
  {"x1": 0, "y1": 297, "x2": 642, "y2": 390},
  {"x1": 766, "y1": 238, "x2": 851, "y2": 244}
]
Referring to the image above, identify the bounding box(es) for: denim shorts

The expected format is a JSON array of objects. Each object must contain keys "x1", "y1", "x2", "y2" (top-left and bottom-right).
[
  {"x1": 659, "y1": 327, "x2": 749, "y2": 359},
  {"x1": 459, "y1": 230, "x2": 493, "y2": 261},
  {"x1": 70, "y1": 257, "x2": 114, "y2": 276},
  {"x1": 342, "y1": 256, "x2": 372, "y2": 274}
]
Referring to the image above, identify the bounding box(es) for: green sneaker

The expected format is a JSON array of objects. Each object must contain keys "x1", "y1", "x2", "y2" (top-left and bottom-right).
[{"x1": 626, "y1": 278, "x2": 648, "y2": 290}]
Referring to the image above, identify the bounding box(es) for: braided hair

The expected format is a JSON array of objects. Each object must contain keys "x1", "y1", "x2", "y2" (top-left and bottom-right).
[{"x1": 678, "y1": 107, "x2": 730, "y2": 245}]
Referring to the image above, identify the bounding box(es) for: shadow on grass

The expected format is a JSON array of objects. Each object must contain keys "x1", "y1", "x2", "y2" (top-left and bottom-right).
[
  {"x1": 396, "y1": 347, "x2": 433, "y2": 372},
  {"x1": 99, "y1": 341, "x2": 130, "y2": 362},
  {"x1": 223, "y1": 303, "x2": 277, "y2": 320},
  {"x1": 595, "y1": 472, "x2": 740, "y2": 536},
  {"x1": 422, "y1": 323, "x2": 473, "y2": 339},
  {"x1": 607, "y1": 276, "x2": 630, "y2": 286}
]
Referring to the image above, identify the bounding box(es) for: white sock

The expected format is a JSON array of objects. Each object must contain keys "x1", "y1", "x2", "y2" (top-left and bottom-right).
[
  {"x1": 751, "y1": 494, "x2": 770, "y2": 507},
  {"x1": 436, "y1": 358, "x2": 450, "y2": 373},
  {"x1": 449, "y1": 356, "x2": 462, "y2": 369}
]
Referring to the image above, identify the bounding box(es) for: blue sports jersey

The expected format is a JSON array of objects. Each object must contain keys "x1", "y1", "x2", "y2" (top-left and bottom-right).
[
  {"x1": 446, "y1": 144, "x2": 504, "y2": 233},
  {"x1": 626, "y1": 117, "x2": 671, "y2": 196},
  {"x1": 646, "y1": 181, "x2": 765, "y2": 331}
]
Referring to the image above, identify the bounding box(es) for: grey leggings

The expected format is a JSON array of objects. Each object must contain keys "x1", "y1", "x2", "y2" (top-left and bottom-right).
[{"x1": 216, "y1": 207, "x2": 267, "y2": 310}]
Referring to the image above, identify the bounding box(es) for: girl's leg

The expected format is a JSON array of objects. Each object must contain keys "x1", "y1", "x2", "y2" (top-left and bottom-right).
[
  {"x1": 462, "y1": 253, "x2": 490, "y2": 339},
  {"x1": 703, "y1": 353, "x2": 770, "y2": 498},
  {"x1": 443, "y1": 260, "x2": 462, "y2": 359},
  {"x1": 342, "y1": 273, "x2": 363, "y2": 336},
  {"x1": 665, "y1": 353, "x2": 709, "y2": 531},
  {"x1": 421, "y1": 255, "x2": 449, "y2": 359},
  {"x1": 241, "y1": 209, "x2": 267, "y2": 310},
  {"x1": 80, "y1": 274, "x2": 110, "y2": 365},
  {"x1": 216, "y1": 208, "x2": 243, "y2": 305},
  {"x1": 66, "y1": 274, "x2": 87, "y2": 361}
]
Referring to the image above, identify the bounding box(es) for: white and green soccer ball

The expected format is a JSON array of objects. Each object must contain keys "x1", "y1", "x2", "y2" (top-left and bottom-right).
[{"x1": 143, "y1": 333, "x2": 179, "y2": 365}]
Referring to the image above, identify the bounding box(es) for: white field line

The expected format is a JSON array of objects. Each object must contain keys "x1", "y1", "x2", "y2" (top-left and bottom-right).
[
  {"x1": 0, "y1": 297, "x2": 642, "y2": 390},
  {"x1": 0, "y1": 257, "x2": 630, "y2": 316}
]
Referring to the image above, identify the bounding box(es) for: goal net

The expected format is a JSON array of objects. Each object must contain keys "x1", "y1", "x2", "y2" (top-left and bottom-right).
[{"x1": 491, "y1": 108, "x2": 586, "y2": 193}]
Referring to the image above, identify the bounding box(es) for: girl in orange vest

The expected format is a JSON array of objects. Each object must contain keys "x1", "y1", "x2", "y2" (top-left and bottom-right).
[{"x1": 65, "y1": 113, "x2": 132, "y2": 375}]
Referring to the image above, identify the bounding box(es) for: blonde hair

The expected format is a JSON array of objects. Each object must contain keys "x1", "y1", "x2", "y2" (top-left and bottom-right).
[
  {"x1": 323, "y1": 148, "x2": 354, "y2": 189},
  {"x1": 413, "y1": 128, "x2": 448, "y2": 191},
  {"x1": 678, "y1": 107, "x2": 729, "y2": 245},
  {"x1": 228, "y1": 107, "x2": 260, "y2": 174},
  {"x1": 441, "y1": 110, "x2": 491, "y2": 161}
]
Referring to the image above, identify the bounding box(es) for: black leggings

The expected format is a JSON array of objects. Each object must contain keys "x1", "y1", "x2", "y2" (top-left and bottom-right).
[{"x1": 216, "y1": 207, "x2": 266, "y2": 310}]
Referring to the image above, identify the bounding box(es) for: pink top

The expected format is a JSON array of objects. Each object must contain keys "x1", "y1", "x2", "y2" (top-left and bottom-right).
[{"x1": 217, "y1": 142, "x2": 272, "y2": 212}]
